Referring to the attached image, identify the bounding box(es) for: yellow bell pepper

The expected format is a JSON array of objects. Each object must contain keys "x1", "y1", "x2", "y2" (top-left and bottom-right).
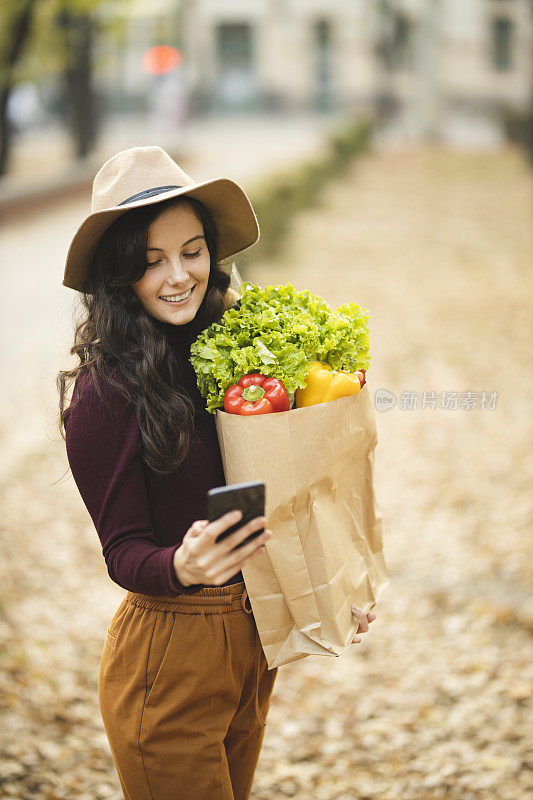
[{"x1": 295, "y1": 361, "x2": 362, "y2": 408}]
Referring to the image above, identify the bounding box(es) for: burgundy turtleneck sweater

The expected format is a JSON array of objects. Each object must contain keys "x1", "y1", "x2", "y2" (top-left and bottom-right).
[{"x1": 64, "y1": 312, "x2": 243, "y2": 596}]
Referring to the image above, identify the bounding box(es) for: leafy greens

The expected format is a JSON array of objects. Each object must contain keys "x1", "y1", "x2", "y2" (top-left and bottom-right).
[{"x1": 189, "y1": 282, "x2": 371, "y2": 413}]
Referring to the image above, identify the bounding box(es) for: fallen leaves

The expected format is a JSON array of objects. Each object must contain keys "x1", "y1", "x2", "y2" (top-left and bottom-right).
[{"x1": 1, "y1": 145, "x2": 532, "y2": 799}]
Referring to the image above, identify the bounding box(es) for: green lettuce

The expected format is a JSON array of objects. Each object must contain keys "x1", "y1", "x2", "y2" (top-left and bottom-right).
[{"x1": 189, "y1": 282, "x2": 371, "y2": 413}]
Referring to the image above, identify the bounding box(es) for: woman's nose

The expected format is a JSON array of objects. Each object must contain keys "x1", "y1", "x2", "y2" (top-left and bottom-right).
[{"x1": 165, "y1": 257, "x2": 189, "y2": 284}]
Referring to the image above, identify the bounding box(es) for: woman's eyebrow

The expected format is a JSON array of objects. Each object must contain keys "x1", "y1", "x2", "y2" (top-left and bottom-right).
[{"x1": 147, "y1": 234, "x2": 205, "y2": 252}]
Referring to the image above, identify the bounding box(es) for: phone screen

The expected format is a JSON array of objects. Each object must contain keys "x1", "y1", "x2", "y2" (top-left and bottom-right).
[{"x1": 207, "y1": 481, "x2": 265, "y2": 549}]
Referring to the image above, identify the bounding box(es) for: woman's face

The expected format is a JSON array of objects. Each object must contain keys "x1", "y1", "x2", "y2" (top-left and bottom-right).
[{"x1": 131, "y1": 201, "x2": 211, "y2": 325}]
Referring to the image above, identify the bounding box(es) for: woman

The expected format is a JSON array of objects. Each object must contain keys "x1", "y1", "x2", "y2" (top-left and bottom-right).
[{"x1": 58, "y1": 146, "x2": 375, "y2": 800}]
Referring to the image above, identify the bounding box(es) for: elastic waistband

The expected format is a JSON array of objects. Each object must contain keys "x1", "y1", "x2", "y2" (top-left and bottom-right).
[{"x1": 125, "y1": 581, "x2": 253, "y2": 615}]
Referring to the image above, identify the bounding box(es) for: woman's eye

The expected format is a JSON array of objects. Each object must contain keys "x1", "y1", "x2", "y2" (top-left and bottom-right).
[{"x1": 146, "y1": 249, "x2": 201, "y2": 267}]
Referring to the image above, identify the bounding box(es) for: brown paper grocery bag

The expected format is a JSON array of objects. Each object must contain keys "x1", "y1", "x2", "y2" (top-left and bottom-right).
[{"x1": 215, "y1": 385, "x2": 389, "y2": 669}]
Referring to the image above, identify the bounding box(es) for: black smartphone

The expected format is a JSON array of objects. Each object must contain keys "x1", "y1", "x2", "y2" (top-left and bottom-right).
[{"x1": 207, "y1": 481, "x2": 265, "y2": 549}]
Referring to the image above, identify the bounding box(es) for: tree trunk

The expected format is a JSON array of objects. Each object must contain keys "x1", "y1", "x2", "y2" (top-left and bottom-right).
[
  {"x1": 0, "y1": 0, "x2": 38, "y2": 177},
  {"x1": 58, "y1": 11, "x2": 99, "y2": 159}
]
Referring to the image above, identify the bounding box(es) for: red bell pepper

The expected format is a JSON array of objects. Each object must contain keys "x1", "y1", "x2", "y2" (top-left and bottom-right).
[{"x1": 224, "y1": 373, "x2": 290, "y2": 415}]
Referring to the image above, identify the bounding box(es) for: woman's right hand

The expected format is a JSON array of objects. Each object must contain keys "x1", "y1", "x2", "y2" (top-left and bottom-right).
[{"x1": 173, "y1": 511, "x2": 272, "y2": 587}]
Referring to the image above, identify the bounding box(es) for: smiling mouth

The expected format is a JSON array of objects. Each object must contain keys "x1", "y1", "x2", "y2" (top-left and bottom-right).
[{"x1": 160, "y1": 286, "x2": 195, "y2": 303}]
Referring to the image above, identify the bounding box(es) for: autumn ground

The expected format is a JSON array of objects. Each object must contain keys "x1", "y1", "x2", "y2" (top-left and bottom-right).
[{"x1": 1, "y1": 143, "x2": 532, "y2": 799}]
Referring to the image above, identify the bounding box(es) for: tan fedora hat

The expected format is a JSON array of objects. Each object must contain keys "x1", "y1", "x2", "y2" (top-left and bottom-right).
[{"x1": 62, "y1": 145, "x2": 260, "y2": 292}]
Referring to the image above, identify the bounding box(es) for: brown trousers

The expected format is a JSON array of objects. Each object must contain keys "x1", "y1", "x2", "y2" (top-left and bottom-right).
[{"x1": 98, "y1": 581, "x2": 278, "y2": 800}]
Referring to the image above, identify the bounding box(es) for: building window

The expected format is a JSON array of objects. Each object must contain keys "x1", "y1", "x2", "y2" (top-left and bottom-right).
[
  {"x1": 491, "y1": 17, "x2": 514, "y2": 71},
  {"x1": 390, "y1": 13, "x2": 415, "y2": 72},
  {"x1": 216, "y1": 23, "x2": 253, "y2": 68},
  {"x1": 215, "y1": 23, "x2": 255, "y2": 109}
]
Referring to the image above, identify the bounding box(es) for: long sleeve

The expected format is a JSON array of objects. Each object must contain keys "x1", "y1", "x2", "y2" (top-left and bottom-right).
[{"x1": 64, "y1": 369, "x2": 205, "y2": 596}]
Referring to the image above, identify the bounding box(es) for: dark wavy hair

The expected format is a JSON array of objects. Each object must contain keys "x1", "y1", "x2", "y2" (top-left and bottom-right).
[{"x1": 57, "y1": 195, "x2": 231, "y2": 475}]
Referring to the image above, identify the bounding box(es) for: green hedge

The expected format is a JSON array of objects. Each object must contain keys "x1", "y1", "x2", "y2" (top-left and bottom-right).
[
  {"x1": 503, "y1": 108, "x2": 533, "y2": 165},
  {"x1": 232, "y1": 116, "x2": 374, "y2": 271}
]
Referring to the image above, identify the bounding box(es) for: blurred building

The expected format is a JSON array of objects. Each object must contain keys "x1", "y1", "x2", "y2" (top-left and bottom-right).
[
  {"x1": 180, "y1": 0, "x2": 377, "y2": 114},
  {"x1": 89, "y1": 0, "x2": 533, "y2": 147},
  {"x1": 178, "y1": 0, "x2": 533, "y2": 145}
]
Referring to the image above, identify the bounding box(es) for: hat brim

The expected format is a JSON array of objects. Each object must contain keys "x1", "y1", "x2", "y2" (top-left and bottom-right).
[{"x1": 62, "y1": 178, "x2": 260, "y2": 292}]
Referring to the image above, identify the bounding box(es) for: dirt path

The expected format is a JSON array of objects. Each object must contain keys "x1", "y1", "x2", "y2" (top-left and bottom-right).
[{"x1": 1, "y1": 144, "x2": 531, "y2": 799}]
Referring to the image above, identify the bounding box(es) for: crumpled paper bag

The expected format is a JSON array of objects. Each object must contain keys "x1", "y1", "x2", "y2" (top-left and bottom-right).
[{"x1": 215, "y1": 387, "x2": 389, "y2": 670}]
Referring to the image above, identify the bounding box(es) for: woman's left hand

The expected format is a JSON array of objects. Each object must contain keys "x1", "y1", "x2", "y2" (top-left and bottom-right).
[{"x1": 351, "y1": 606, "x2": 376, "y2": 644}]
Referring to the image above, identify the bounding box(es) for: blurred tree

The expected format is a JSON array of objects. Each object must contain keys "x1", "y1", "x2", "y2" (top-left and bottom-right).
[
  {"x1": 0, "y1": 0, "x2": 131, "y2": 176},
  {"x1": 55, "y1": 4, "x2": 99, "y2": 160},
  {"x1": 0, "y1": 0, "x2": 38, "y2": 175}
]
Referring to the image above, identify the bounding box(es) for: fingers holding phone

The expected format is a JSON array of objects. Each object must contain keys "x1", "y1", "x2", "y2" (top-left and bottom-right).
[
  {"x1": 207, "y1": 509, "x2": 265, "y2": 551},
  {"x1": 174, "y1": 482, "x2": 271, "y2": 587},
  {"x1": 175, "y1": 511, "x2": 271, "y2": 587},
  {"x1": 206, "y1": 511, "x2": 272, "y2": 585}
]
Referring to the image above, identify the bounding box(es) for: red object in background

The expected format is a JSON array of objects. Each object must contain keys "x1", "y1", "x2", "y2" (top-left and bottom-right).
[
  {"x1": 224, "y1": 373, "x2": 290, "y2": 416},
  {"x1": 142, "y1": 46, "x2": 182, "y2": 76}
]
